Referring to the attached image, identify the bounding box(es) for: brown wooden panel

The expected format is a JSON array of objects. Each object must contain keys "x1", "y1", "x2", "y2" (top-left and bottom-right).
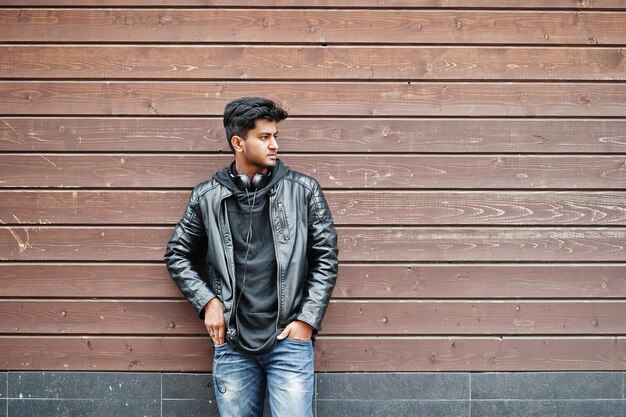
[
  {"x1": 2, "y1": 82, "x2": 626, "y2": 117},
  {"x1": 1, "y1": 226, "x2": 624, "y2": 262},
  {"x1": 2, "y1": 263, "x2": 624, "y2": 299},
  {"x1": 1, "y1": 336, "x2": 624, "y2": 371},
  {"x1": 0, "y1": 336, "x2": 214, "y2": 372},
  {"x1": 1, "y1": 10, "x2": 624, "y2": 44},
  {"x1": 3, "y1": 46, "x2": 625, "y2": 81},
  {"x1": 7, "y1": 1, "x2": 626, "y2": 8},
  {"x1": 0, "y1": 227, "x2": 170, "y2": 262},
  {"x1": 3, "y1": 117, "x2": 625, "y2": 154},
  {"x1": 5, "y1": 1, "x2": 626, "y2": 8},
  {"x1": 336, "y1": 227, "x2": 626, "y2": 262},
  {"x1": 0, "y1": 263, "x2": 179, "y2": 298},
  {"x1": 315, "y1": 337, "x2": 626, "y2": 371},
  {"x1": 332, "y1": 264, "x2": 626, "y2": 299},
  {"x1": 2, "y1": 155, "x2": 626, "y2": 189},
  {"x1": 2, "y1": 300, "x2": 624, "y2": 336},
  {"x1": 325, "y1": 301, "x2": 626, "y2": 335},
  {"x1": 2, "y1": 190, "x2": 626, "y2": 226},
  {"x1": 0, "y1": 300, "x2": 204, "y2": 335}
]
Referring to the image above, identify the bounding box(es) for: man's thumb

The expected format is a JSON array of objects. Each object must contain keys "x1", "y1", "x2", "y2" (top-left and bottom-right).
[{"x1": 277, "y1": 328, "x2": 289, "y2": 340}]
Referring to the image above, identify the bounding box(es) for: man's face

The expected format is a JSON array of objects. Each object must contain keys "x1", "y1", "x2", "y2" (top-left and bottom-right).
[{"x1": 237, "y1": 119, "x2": 279, "y2": 171}]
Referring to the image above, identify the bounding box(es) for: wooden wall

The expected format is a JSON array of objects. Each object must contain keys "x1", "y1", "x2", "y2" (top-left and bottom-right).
[{"x1": 1, "y1": 1, "x2": 625, "y2": 372}]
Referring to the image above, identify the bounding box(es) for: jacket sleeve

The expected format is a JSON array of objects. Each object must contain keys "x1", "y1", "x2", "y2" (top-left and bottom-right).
[
  {"x1": 295, "y1": 180, "x2": 339, "y2": 330},
  {"x1": 163, "y1": 187, "x2": 215, "y2": 319}
]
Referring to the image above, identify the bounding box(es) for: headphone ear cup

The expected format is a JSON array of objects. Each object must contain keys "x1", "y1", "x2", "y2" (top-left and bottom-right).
[
  {"x1": 251, "y1": 173, "x2": 267, "y2": 190},
  {"x1": 235, "y1": 173, "x2": 252, "y2": 191}
]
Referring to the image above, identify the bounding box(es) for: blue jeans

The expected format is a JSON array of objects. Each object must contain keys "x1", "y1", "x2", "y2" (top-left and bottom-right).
[{"x1": 212, "y1": 338, "x2": 314, "y2": 417}]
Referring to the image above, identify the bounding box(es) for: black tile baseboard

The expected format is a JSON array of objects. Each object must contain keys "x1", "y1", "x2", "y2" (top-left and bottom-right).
[{"x1": 0, "y1": 372, "x2": 623, "y2": 417}]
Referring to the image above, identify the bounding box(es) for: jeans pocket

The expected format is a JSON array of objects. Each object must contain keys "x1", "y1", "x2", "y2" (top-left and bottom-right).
[{"x1": 284, "y1": 338, "x2": 312, "y2": 346}]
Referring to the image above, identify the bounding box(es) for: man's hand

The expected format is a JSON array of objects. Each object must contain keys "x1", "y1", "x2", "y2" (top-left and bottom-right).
[
  {"x1": 277, "y1": 320, "x2": 314, "y2": 341},
  {"x1": 204, "y1": 298, "x2": 225, "y2": 345}
]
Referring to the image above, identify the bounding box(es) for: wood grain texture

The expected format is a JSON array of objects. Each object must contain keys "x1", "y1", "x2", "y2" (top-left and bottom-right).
[
  {"x1": 3, "y1": 46, "x2": 625, "y2": 81},
  {"x1": 336, "y1": 227, "x2": 626, "y2": 262},
  {"x1": 2, "y1": 154, "x2": 625, "y2": 189},
  {"x1": 2, "y1": 118, "x2": 625, "y2": 153},
  {"x1": 2, "y1": 300, "x2": 624, "y2": 335},
  {"x1": 1, "y1": 10, "x2": 624, "y2": 44},
  {"x1": 2, "y1": 0, "x2": 625, "y2": 375},
  {"x1": 5, "y1": 1, "x2": 626, "y2": 8},
  {"x1": 0, "y1": 263, "x2": 181, "y2": 298},
  {"x1": 1, "y1": 226, "x2": 624, "y2": 262},
  {"x1": 2, "y1": 190, "x2": 626, "y2": 225},
  {"x1": 1, "y1": 336, "x2": 624, "y2": 371},
  {"x1": 331, "y1": 264, "x2": 626, "y2": 299},
  {"x1": 2, "y1": 263, "x2": 624, "y2": 299},
  {"x1": 314, "y1": 337, "x2": 626, "y2": 371},
  {"x1": 2, "y1": 82, "x2": 626, "y2": 117}
]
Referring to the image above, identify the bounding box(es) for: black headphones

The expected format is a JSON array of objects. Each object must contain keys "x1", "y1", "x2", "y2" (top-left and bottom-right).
[{"x1": 230, "y1": 163, "x2": 271, "y2": 192}]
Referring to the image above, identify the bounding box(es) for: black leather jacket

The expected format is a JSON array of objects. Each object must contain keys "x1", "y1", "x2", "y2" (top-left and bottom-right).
[{"x1": 164, "y1": 167, "x2": 339, "y2": 345}]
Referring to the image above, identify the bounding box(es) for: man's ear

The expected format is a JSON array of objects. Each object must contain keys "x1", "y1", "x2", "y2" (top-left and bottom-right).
[{"x1": 231, "y1": 135, "x2": 245, "y2": 153}]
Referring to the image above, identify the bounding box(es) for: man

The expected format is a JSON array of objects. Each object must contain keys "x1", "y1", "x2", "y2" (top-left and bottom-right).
[{"x1": 164, "y1": 97, "x2": 339, "y2": 417}]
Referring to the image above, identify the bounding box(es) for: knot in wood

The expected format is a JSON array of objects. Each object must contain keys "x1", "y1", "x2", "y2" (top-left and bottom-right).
[
  {"x1": 577, "y1": 94, "x2": 593, "y2": 105},
  {"x1": 157, "y1": 15, "x2": 172, "y2": 26},
  {"x1": 119, "y1": 16, "x2": 137, "y2": 27}
]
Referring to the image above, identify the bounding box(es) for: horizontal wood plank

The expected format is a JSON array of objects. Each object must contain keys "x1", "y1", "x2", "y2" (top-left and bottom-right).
[
  {"x1": 336, "y1": 227, "x2": 626, "y2": 262},
  {"x1": 2, "y1": 190, "x2": 626, "y2": 226},
  {"x1": 2, "y1": 263, "x2": 624, "y2": 299},
  {"x1": 0, "y1": 263, "x2": 180, "y2": 298},
  {"x1": 315, "y1": 337, "x2": 626, "y2": 371},
  {"x1": 2, "y1": 155, "x2": 626, "y2": 189},
  {"x1": 1, "y1": 227, "x2": 624, "y2": 261},
  {"x1": 2, "y1": 300, "x2": 625, "y2": 336},
  {"x1": 330, "y1": 264, "x2": 626, "y2": 299},
  {"x1": 5, "y1": 1, "x2": 626, "y2": 8},
  {"x1": 1, "y1": 117, "x2": 626, "y2": 153},
  {"x1": 6, "y1": 1, "x2": 626, "y2": 8},
  {"x1": 326, "y1": 301, "x2": 626, "y2": 335},
  {"x1": 2, "y1": 82, "x2": 626, "y2": 117},
  {"x1": 1, "y1": 336, "x2": 624, "y2": 371},
  {"x1": 1, "y1": 10, "x2": 624, "y2": 44},
  {"x1": 3, "y1": 46, "x2": 625, "y2": 81}
]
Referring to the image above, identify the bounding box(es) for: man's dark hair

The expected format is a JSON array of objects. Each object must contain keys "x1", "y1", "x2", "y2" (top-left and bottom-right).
[{"x1": 223, "y1": 97, "x2": 288, "y2": 152}]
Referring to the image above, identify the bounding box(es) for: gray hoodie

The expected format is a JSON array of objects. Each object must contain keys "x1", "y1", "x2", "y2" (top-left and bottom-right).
[{"x1": 213, "y1": 160, "x2": 290, "y2": 354}]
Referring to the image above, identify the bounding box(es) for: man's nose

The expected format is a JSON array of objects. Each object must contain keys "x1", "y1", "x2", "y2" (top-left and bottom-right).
[{"x1": 269, "y1": 137, "x2": 278, "y2": 151}]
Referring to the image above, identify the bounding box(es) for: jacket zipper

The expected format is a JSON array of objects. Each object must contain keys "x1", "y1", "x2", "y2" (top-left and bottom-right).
[
  {"x1": 218, "y1": 195, "x2": 237, "y2": 330},
  {"x1": 278, "y1": 202, "x2": 289, "y2": 241},
  {"x1": 269, "y1": 189, "x2": 282, "y2": 330}
]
